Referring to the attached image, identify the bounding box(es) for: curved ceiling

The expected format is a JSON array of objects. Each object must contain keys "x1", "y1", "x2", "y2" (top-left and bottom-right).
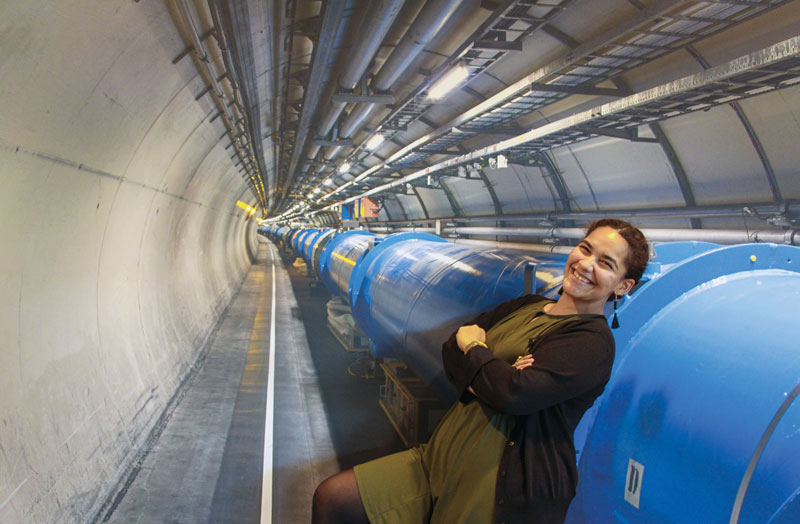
[{"x1": 250, "y1": 0, "x2": 800, "y2": 232}]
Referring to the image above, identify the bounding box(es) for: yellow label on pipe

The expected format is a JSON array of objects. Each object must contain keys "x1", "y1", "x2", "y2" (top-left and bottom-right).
[{"x1": 332, "y1": 252, "x2": 357, "y2": 266}]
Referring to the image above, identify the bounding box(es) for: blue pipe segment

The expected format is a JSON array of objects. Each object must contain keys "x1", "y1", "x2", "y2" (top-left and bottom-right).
[
  {"x1": 310, "y1": 230, "x2": 337, "y2": 276},
  {"x1": 301, "y1": 229, "x2": 323, "y2": 263},
  {"x1": 296, "y1": 229, "x2": 316, "y2": 257},
  {"x1": 349, "y1": 233, "x2": 568, "y2": 397},
  {"x1": 293, "y1": 229, "x2": 314, "y2": 254},
  {"x1": 317, "y1": 230, "x2": 377, "y2": 300}
]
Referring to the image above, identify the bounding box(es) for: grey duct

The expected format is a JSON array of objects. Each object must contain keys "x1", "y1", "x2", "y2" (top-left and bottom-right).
[
  {"x1": 324, "y1": 0, "x2": 463, "y2": 161},
  {"x1": 284, "y1": 0, "x2": 347, "y2": 200},
  {"x1": 365, "y1": 225, "x2": 800, "y2": 245},
  {"x1": 453, "y1": 239, "x2": 573, "y2": 255},
  {"x1": 360, "y1": 202, "x2": 800, "y2": 226},
  {"x1": 315, "y1": 0, "x2": 406, "y2": 137}
]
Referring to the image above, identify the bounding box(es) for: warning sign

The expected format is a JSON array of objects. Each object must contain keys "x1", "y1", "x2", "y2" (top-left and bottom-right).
[{"x1": 624, "y1": 458, "x2": 644, "y2": 509}]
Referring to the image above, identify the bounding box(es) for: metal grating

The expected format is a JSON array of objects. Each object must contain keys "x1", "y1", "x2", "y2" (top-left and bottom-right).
[
  {"x1": 362, "y1": 0, "x2": 794, "y2": 182},
  {"x1": 506, "y1": 54, "x2": 800, "y2": 157},
  {"x1": 326, "y1": 35, "x2": 800, "y2": 208},
  {"x1": 379, "y1": 0, "x2": 573, "y2": 140}
]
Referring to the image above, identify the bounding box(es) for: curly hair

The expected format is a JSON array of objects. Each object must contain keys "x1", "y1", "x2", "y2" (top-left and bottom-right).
[{"x1": 585, "y1": 218, "x2": 649, "y2": 285}]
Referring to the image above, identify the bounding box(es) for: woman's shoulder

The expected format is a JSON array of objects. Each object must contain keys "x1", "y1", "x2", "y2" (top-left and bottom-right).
[
  {"x1": 552, "y1": 315, "x2": 615, "y2": 348},
  {"x1": 510, "y1": 293, "x2": 551, "y2": 308}
]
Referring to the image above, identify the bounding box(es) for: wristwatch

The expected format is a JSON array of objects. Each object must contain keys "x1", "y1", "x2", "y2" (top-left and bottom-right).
[{"x1": 465, "y1": 340, "x2": 488, "y2": 351}]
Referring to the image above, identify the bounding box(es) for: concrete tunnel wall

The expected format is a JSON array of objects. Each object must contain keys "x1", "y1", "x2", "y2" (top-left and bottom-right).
[{"x1": 1, "y1": 2, "x2": 260, "y2": 523}]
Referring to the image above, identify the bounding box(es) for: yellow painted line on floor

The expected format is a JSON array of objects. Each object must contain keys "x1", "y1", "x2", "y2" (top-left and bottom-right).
[
  {"x1": 332, "y1": 252, "x2": 357, "y2": 266},
  {"x1": 260, "y1": 245, "x2": 277, "y2": 524}
]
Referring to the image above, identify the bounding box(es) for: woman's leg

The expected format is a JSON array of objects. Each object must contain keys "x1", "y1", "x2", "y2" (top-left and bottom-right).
[{"x1": 312, "y1": 469, "x2": 370, "y2": 524}]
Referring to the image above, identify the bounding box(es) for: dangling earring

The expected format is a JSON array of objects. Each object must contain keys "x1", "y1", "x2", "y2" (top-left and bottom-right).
[{"x1": 611, "y1": 294, "x2": 620, "y2": 329}]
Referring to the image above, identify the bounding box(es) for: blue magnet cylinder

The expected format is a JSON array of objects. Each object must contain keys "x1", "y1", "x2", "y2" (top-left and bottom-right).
[
  {"x1": 309, "y1": 230, "x2": 336, "y2": 276},
  {"x1": 293, "y1": 229, "x2": 315, "y2": 254},
  {"x1": 296, "y1": 229, "x2": 318, "y2": 259},
  {"x1": 301, "y1": 229, "x2": 322, "y2": 262},
  {"x1": 350, "y1": 234, "x2": 568, "y2": 399},
  {"x1": 273, "y1": 226, "x2": 289, "y2": 243},
  {"x1": 317, "y1": 230, "x2": 377, "y2": 300},
  {"x1": 284, "y1": 228, "x2": 300, "y2": 248},
  {"x1": 304, "y1": 229, "x2": 333, "y2": 265},
  {"x1": 566, "y1": 242, "x2": 800, "y2": 524}
]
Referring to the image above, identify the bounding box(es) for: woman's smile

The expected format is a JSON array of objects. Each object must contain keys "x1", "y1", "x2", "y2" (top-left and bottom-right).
[{"x1": 569, "y1": 266, "x2": 594, "y2": 286}]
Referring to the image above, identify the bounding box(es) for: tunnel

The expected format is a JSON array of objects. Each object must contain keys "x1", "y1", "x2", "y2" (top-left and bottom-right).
[{"x1": 2, "y1": 1, "x2": 800, "y2": 523}]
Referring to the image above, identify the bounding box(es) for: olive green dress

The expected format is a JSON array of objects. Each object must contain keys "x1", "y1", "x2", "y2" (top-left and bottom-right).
[{"x1": 354, "y1": 300, "x2": 586, "y2": 523}]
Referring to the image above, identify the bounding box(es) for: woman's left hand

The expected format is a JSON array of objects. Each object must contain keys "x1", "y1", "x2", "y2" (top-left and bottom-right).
[{"x1": 512, "y1": 354, "x2": 534, "y2": 371}]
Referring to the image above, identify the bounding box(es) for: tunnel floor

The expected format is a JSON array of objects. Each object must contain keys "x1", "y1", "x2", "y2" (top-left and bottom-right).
[{"x1": 102, "y1": 238, "x2": 403, "y2": 523}]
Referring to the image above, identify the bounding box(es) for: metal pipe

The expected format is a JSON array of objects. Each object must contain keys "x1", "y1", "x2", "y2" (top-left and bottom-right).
[
  {"x1": 448, "y1": 226, "x2": 799, "y2": 245},
  {"x1": 451, "y1": 238, "x2": 573, "y2": 255},
  {"x1": 177, "y1": 0, "x2": 208, "y2": 62},
  {"x1": 316, "y1": 0, "x2": 406, "y2": 137},
  {"x1": 285, "y1": 0, "x2": 346, "y2": 198},
  {"x1": 364, "y1": 224, "x2": 799, "y2": 246},
  {"x1": 337, "y1": 0, "x2": 463, "y2": 139},
  {"x1": 359, "y1": 202, "x2": 800, "y2": 226}
]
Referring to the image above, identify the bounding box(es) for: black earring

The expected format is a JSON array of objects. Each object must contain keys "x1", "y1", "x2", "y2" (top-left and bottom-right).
[{"x1": 611, "y1": 295, "x2": 620, "y2": 329}]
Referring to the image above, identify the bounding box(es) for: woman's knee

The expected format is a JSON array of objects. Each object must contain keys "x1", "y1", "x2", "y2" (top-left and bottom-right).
[{"x1": 312, "y1": 469, "x2": 368, "y2": 523}]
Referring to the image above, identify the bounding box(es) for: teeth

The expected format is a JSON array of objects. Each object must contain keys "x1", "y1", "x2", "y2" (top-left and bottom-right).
[{"x1": 573, "y1": 267, "x2": 592, "y2": 285}]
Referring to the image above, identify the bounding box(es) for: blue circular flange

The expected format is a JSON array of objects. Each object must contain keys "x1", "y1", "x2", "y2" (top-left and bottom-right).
[
  {"x1": 348, "y1": 231, "x2": 446, "y2": 307},
  {"x1": 318, "y1": 230, "x2": 376, "y2": 297}
]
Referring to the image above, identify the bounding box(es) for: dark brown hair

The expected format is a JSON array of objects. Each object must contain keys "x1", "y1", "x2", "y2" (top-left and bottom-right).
[{"x1": 586, "y1": 218, "x2": 649, "y2": 284}]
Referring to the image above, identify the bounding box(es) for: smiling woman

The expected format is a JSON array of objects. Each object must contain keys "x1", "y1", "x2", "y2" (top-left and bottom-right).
[
  {"x1": 312, "y1": 220, "x2": 649, "y2": 524},
  {"x1": 554, "y1": 218, "x2": 649, "y2": 318}
]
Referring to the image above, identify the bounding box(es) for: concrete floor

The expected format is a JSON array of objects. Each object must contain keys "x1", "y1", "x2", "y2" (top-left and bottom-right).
[{"x1": 100, "y1": 239, "x2": 402, "y2": 523}]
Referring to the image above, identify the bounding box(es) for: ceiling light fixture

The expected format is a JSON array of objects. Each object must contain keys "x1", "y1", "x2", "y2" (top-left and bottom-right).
[
  {"x1": 428, "y1": 65, "x2": 468, "y2": 101},
  {"x1": 338, "y1": 162, "x2": 351, "y2": 173},
  {"x1": 365, "y1": 133, "x2": 384, "y2": 151}
]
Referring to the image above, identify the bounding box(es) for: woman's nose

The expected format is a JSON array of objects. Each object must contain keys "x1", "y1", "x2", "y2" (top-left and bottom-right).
[{"x1": 577, "y1": 257, "x2": 595, "y2": 271}]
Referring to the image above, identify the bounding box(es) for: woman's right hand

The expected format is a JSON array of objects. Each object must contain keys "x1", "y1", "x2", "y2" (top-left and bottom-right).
[{"x1": 456, "y1": 324, "x2": 486, "y2": 353}]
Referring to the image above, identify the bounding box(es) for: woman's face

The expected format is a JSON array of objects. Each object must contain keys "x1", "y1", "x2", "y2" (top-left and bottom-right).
[{"x1": 562, "y1": 226, "x2": 635, "y2": 313}]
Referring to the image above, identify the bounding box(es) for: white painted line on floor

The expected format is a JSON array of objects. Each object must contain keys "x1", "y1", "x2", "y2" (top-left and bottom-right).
[{"x1": 261, "y1": 246, "x2": 277, "y2": 524}]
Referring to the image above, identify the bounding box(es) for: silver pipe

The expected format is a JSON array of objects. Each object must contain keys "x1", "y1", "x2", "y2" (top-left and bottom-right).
[
  {"x1": 286, "y1": 0, "x2": 345, "y2": 188},
  {"x1": 451, "y1": 238, "x2": 573, "y2": 255},
  {"x1": 448, "y1": 226, "x2": 799, "y2": 245},
  {"x1": 338, "y1": 0, "x2": 462, "y2": 139},
  {"x1": 324, "y1": 144, "x2": 343, "y2": 161},
  {"x1": 366, "y1": 226, "x2": 436, "y2": 233},
  {"x1": 640, "y1": 228, "x2": 798, "y2": 245},
  {"x1": 177, "y1": 0, "x2": 208, "y2": 62},
  {"x1": 316, "y1": 0, "x2": 406, "y2": 136},
  {"x1": 366, "y1": 225, "x2": 799, "y2": 246},
  {"x1": 360, "y1": 202, "x2": 800, "y2": 226}
]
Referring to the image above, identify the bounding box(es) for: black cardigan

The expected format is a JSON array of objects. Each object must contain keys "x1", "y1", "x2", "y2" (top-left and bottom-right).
[{"x1": 441, "y1": 294, "x2": 615, "y2": 524}]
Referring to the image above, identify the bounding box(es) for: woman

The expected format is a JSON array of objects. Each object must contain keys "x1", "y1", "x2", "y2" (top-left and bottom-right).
[{"x1": 313, "y1": 218, "x2": 649, "y2": 524}]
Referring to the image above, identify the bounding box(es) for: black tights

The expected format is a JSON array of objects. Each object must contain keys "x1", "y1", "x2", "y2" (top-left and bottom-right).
[{"x1": 312, "y1": 469, "x2": 370, "y2": 524}]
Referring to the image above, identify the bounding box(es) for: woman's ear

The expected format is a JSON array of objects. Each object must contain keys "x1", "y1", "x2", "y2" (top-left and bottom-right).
[{"x1": 615, "y1": 278, "x2": 635, "y2": 297}]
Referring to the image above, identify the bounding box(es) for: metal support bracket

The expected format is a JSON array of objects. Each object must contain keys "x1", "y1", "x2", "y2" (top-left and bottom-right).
[{"x1": 332, "y1": 93, "x2": 396, "y2": 104}]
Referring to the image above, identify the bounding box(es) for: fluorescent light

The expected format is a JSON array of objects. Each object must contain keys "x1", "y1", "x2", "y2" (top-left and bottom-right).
[
  {"x1": 338, "y1": 162, "x2": 351, "y2": 173},
  {"x1": 365, "y1": 133, "x2": 384, "y2": 151},
  {"x1": 428, "y1": 65, "x2": 468, "y2": 101}
]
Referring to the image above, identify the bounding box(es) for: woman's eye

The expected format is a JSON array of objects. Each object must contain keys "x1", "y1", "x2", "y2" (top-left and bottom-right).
[{"x1": 579, "y1": 244, "x2": 590, "y2": 253}]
